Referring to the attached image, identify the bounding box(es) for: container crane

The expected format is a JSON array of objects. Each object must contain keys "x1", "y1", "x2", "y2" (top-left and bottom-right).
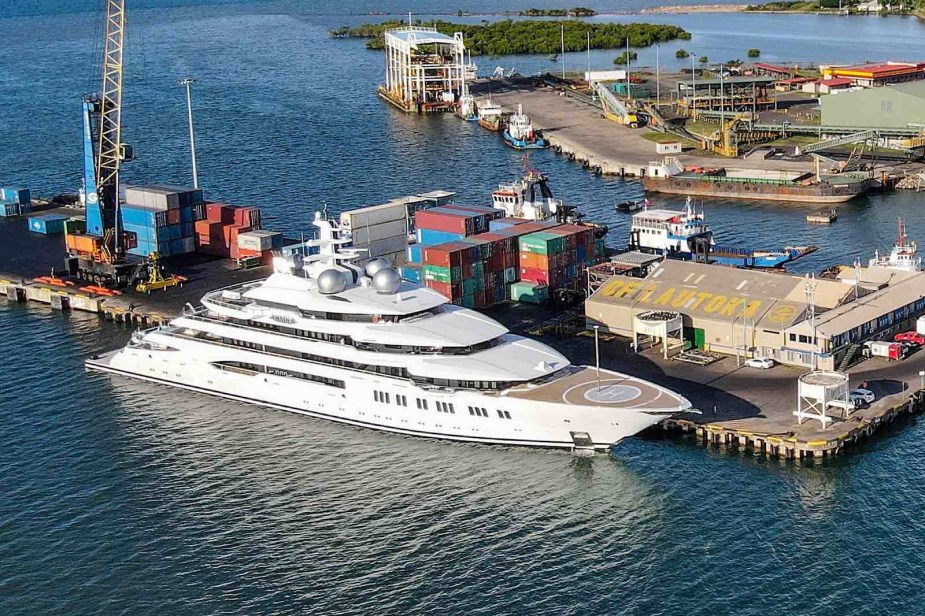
[{"x1": 64, "y1": 0, "x2": 145, "y2": 287}]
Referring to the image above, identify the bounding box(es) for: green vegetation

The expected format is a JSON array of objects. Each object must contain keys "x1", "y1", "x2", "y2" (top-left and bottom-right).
[
  {"x1": 329, "y1": 20, "x2": 689, "y2": 56},
  {"x1": 519, "y1": 7, "x2": 597, "y2": 17},
  {"x1": 640, "y1": 132, "x2": 697, "y2": 146},
  {"x1": 613, "y1": 51, "x2": 638, "y2": 65},
  {"x1": 699, "y1": 56, "x2": 709, "y2": 64},
  {"x1": 676, "y1": 49, "x2": 689, "y2": 59},
  {"x1": 747, "y1": 48, "x2": 761, "y2": 58}
]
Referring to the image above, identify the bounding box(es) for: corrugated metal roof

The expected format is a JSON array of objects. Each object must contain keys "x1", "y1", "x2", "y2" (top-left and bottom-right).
[
  {"x1": 813, "y1": 271, "x2": 925, "y2": 337},
  {"x1": 587, "y1": 260, "x2": 853, "y2": 331},
  {"x1": 387, "y1": 28, "x2": 457, "y2": 45}
]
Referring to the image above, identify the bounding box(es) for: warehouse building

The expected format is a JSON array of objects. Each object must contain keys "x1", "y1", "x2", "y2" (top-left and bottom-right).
[
  {"x1": 820, "y1": 81, "x2": 925, "y2": 129},
  {"x1": 585, "y1": 260, "x2": 925, "y2": 370},
  {"x1": 821, "y1": 62, "x2": 925, "y2": 88}
]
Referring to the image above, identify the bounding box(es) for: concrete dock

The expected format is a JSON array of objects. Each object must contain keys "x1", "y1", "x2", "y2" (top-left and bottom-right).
[
  {"x1": 493, "y1": 303, "x2": 925, "y2": 461},
  {"x1": 473, "y1": 78, "x2": 816, "y2": 177}
]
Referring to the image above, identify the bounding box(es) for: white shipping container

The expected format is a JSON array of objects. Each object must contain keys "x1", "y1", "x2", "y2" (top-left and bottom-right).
[
  {"x1": 349, "y1": 219, "x2": 408, "y2": 245},
  {"x1": 238, "y1": 230, "x2": 281, "y2": 251},
  {"x1": 341, "y1": 202, "x2": 407, "y2": 230},
  {"x1": 365, "y1": 235, "x2": 410, "y2": 259}
]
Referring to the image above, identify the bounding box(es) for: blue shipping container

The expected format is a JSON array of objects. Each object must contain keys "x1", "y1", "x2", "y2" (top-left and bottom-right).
[
  {"x1": 123, "y1": 221, "x2": 170, "y2": 243},
  {"x1": 28, "y1": 214, "x2": 69, "y2": 235},
  {"x1": 167, "y1": 224, "x2": 182, "y2": 240},
  {"x1": 489, "y1": 220, "x2": 515, "y2": 232},
  {"x1": 179, "y1": 204, "x2": 194, "y2": 223},
  {"x1": 400, "y1": 265, "x2": 422, "y2": 283},
  {"x1": 180, "y1": 221, "x2": 194, "y2": 237},
  {"x1": 2, "y1": 187, "x2": 30, "y2": 204},
  {"x1": 121, "y1": 204, "x2": 168, "y2": 228},
  {"x1": 417, "y1": 228, "x2": 464, "y2": 246},
  {"x1": 168, "y1": 238, "x2": 184, "y2": 254},
  {"x1": 406, "y1": 244, "x2": 422, "y2": 263}
]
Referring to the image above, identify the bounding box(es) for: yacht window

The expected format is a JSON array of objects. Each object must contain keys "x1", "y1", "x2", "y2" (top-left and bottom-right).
[
  {"x1": 374, "y1": 391, "x2": 380, "y2": 402},
  {"x1": 497, "y1": 410, "x2": 504, "y2": 419},
  {"x1": 421, "y1": 399, "x2": 428, "y2": 411}
]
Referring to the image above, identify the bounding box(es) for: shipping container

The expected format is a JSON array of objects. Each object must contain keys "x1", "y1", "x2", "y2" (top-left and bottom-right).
[
  {"x1": 28, "y1": 214, "x2": 69, "y2": 235},
  {"x1": 400, "y1": 264, "x2": 422, "y2": 283},
  {"x1": 489, "y1": 217, "x2": 529, "y2": 232},
  {"x1": 364, "y1": 235, "x2": 409, "y2": 259},
  {"x1": 166, "y1": 208, "x2": 181, "y2": 225},
  {"x1": 510, "y1": 281, "x2": 548, "y2": 304},
  {"x1": 417, "y1": 228, "x2": 464, "y2": 246},
  {"x1": 415, "y1": 208, "x2": 478, "y2": 236},
  {"x1": 348, "y1": 218, "x2": 407, "y2": 246},
  {"x1": 63, "y1": 217, "x2": 86, "y2": 234},
  {"x1": 179, "y1": 204, "x2": 194, "y2": 223},
  {"x1": 0, "y1": 202, "x2": 20, "y2": 217},
  {"x1": 65, "y1": 233, "x2": 101, "y2": 254},
  {"x1": 406, "y1": 244, "x2": 423, "y2": 264},
  {"x1": 1, "y1": 187, "x2": 30, "y2": 205},
  {"x1": 121, "y1": 204, "x2": 168, "y2": 228},
  {"x1": 340, "y1": 202, "x2": 407, "y2": 230},
  {"x1": 422, "y1": 264, "x2": 463, "y2": 284},
  {"x1": 238, "y1": 230, "x2": 283, "y2": 252}
]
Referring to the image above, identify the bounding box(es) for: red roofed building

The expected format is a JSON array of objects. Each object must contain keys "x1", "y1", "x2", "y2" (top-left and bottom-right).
[
  {"x1": 753, "y1": 62, "x2": 795, "y2": 79},
  {"x1": 821, "y1": 62, "x2": 925, "y2": 87}
]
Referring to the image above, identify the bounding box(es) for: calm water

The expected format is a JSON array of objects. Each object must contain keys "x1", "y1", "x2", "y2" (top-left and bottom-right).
[{"x1": 3, "y1": 2, "x2": 925, "y2": 613}]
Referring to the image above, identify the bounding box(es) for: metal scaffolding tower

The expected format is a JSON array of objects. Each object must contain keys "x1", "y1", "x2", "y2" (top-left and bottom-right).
[{"x1": 378, "y1": 26, "x2": 465, "y2": 113}]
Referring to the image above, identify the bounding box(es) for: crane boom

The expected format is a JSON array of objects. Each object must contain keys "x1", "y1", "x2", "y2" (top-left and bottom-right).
[{"x1": 96, "y1": 0, "x2": 126, "y2": 258}]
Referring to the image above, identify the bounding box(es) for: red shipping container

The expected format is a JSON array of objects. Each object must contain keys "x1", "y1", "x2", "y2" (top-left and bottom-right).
[
  {"x1": 206, "y1": 202, "x2": 237, "y2": 224},
  {"x1": 232, "y1": 206, "x2": 261, "y2": 229},
  {"x1": 424, "y1": 279, "x2": 462, "y2": 300},
  {"x1": 224, "y1": 224, "x2": 251, "y2": 246},
  {"x1": 423, "y1": 242, "x2": 468, "y2": 268},
  {"x1": 166, "y1": 208, "x2": 181, "y2": 225},
  {"x1": 416, "y1": 209, "x2": 474, "y2": 236},
  {"x1": 238, "y1": 247, "x2": 261, "y2": 258},
  {"x1": 521, "y1": 267, "x2": 549, "y2": 285}
]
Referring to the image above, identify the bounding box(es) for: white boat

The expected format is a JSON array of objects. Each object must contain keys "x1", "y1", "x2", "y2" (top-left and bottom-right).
[
  {"x1": 491, "y1": 170, "x2": 566, "y2": 221},
  {"x1": 87, "y1": 212, "x2": 690, "y2": 451},
  {"x1": 868, "y1": 218, "x2": 921, "y2": 272},
  {"x1": 629, "y1": 197, "x2": 714, "y2": 256}
]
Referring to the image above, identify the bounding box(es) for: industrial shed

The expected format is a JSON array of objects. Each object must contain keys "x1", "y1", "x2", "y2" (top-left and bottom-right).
[{"x1": 820, "y1": 81, "x2": 925, "y2": 129}]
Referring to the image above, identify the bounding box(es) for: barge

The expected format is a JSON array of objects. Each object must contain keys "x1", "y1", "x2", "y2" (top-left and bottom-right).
[{"x1": 643, "y1": 158, "x2": 872, "y2": 204}]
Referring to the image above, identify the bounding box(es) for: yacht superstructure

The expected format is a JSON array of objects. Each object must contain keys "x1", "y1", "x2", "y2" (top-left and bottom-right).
[{"x1": 87, "y1": 212, "x2": 690, "y2": 450}]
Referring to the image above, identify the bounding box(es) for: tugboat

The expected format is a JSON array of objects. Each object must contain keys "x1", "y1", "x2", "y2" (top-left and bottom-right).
[
  {"x1": 628, "y1": 197, "x2": 817, "y2": 268},
  {"x1": 502, "y1": 104, "x2": 549, "y2": 150},
  {"x1": 868, "y1": 218, "x2": 921, "y2": 272},
  {"x1": 491, "y1": 170, "x2": 607, "y2": 240},
  {"x1": 477, "y1": 99, "x2": 505, "y2": 131}
]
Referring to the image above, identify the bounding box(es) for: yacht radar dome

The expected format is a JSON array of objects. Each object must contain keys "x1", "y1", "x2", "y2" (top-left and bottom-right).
[
  {"x1": 317, "y1": 269, "x2": 348, "y2": 294},
  {"x1": 372, "y1": 267, "x2": 402, "y2": 294},
  {"x1": 365, "y1": 257, "x2": 390, "y2": 278}
]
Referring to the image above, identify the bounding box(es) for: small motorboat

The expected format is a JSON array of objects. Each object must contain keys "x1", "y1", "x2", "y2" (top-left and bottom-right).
[{"x1": 616, "y1": 199, "x2": 649, "y2": 213}]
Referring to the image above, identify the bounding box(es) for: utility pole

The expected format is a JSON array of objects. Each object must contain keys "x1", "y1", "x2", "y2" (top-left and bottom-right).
[
  {"x1": 691, "y1": 54, "x2": 696, "y2": 117},
  {"x1": 178, "y1": 77, "x2": 199, "y2": 189},
  {"x1": 805, "y1": 274, "x2": 818, "y2": 371},
  {"x1": 656, "y1": 43, "x2": 660, "y2": 105}
]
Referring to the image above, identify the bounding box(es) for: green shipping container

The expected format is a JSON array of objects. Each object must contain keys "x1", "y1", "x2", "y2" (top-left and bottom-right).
[
  {"x1": 462, "y1": 277, "x2": 483, "y2": 296},
  {"x1": 519, "y1": 231, "x2": 566, "y2": 256},
  {"x1": 422, "y1": 264, "x2": 462, "y2": 284},
  {"x1": 509, "y1": 281, "x2": 548, "y2": 304},
  {"x1": 461, "y1": 293, "x2": 477, "y2": 309},
  {"x1": 64, "y1": 217, "x2": 87, "y2": 234}
]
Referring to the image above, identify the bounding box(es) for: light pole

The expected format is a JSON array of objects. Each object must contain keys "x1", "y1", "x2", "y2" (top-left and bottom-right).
[
  {"x1": 691, "y1": 54, "x2": 696, "y2": 118},
  {"x1": 594, "y1": 325, "x2": 602, "y2": 393},
  {"x1": 655, "y1": 43, "x2": 660, "y2": 105},
  {"x1": 178, "y1": 77, "x2": 199, "y2": 189}
]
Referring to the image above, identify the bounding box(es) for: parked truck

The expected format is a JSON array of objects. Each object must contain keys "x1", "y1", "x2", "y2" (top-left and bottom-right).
[{"x1": 863, "y1": 341, "x2": 905, "y2": 361}]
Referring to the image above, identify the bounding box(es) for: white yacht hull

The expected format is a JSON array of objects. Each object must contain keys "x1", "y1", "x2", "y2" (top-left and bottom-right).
[{"x1": 87, "y1": 343, "x2": 677, "y2": 450}]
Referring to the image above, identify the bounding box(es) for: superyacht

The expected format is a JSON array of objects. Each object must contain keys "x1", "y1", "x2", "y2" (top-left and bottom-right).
[{"x1": 88, "y1": 213, "x2": 690, "y2": 450}]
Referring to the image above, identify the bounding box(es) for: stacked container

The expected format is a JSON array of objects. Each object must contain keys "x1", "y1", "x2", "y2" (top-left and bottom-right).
[
  {"x1": 194, "y1": 202, "x2": 262, "y2": 258},
  {"x1": 518, "y1": 224, "x2": 601, "y2": 293},
  {"x1": 1, "y1": 187, "x2": 31, "y2": 217},
  {"x1": 121, "y1": 185, "x2": 206, "y2": 257}
]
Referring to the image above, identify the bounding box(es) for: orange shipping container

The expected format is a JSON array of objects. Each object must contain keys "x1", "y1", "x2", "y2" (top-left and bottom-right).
[
  {"x1": 519, "y1": 251, "x2": 549, "y2": 271},
  {"x1": 65, "y1": 233, "x2": 100, "y2": 254}
]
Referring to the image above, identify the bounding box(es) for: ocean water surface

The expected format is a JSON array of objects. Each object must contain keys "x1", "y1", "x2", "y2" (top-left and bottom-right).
[{"x1": 2, "y1": 1, "x2": 925, "y2": 614}]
